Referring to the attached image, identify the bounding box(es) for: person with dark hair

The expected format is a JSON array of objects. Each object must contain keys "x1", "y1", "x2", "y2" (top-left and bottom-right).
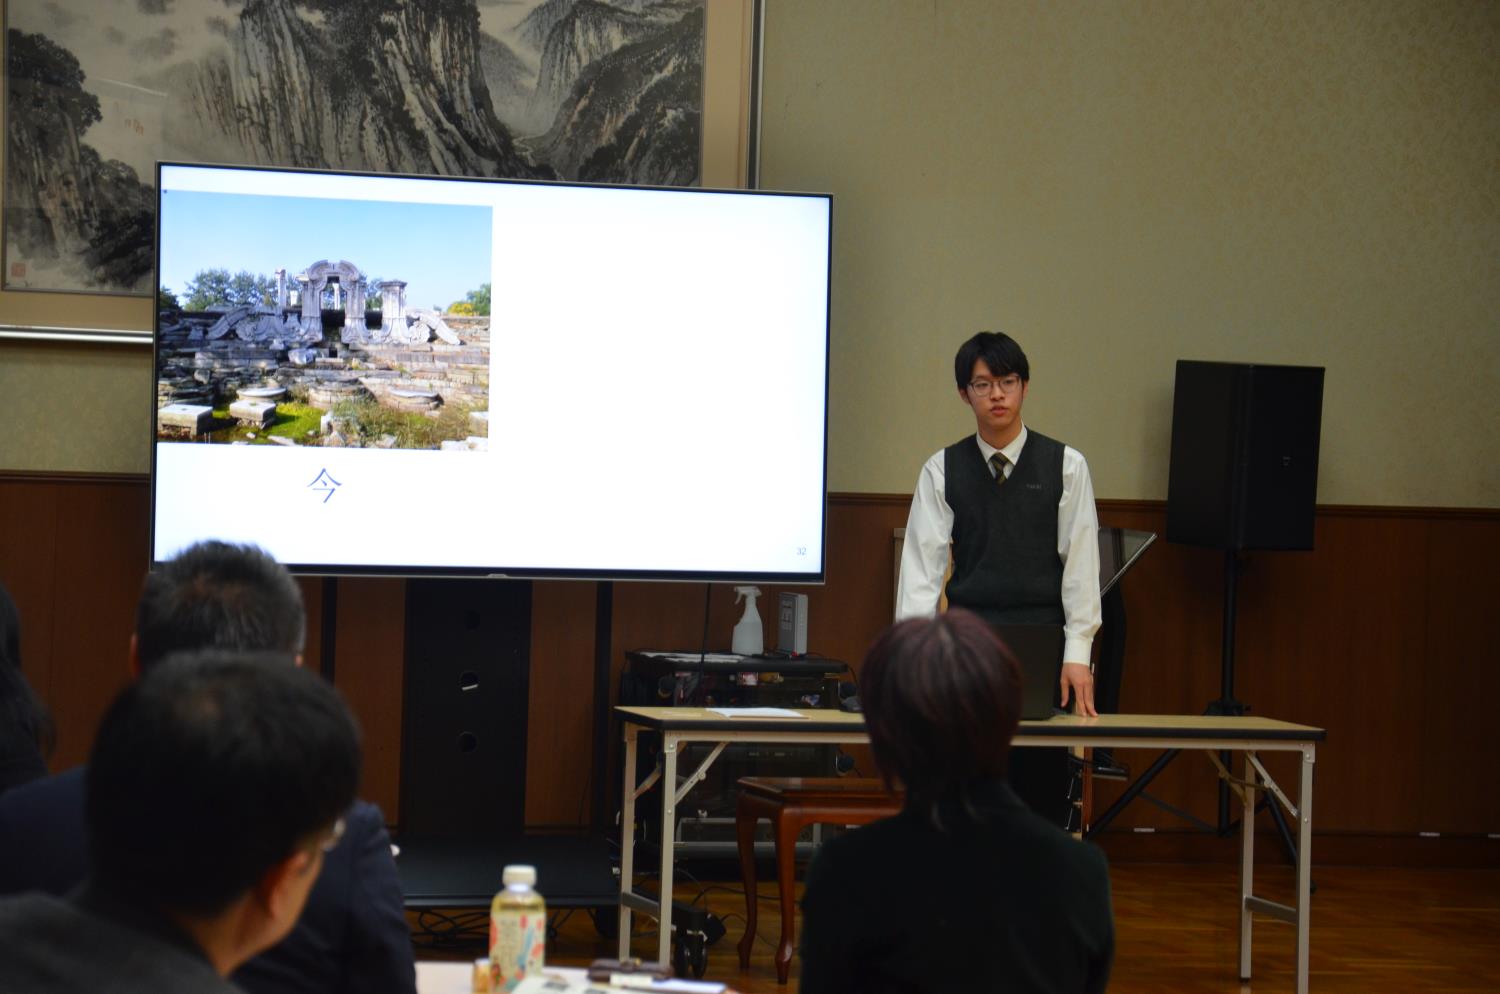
[
  {"x1": 0, "y1": 581, "x2": 52, "y2": 795},
  {"x1": 0, "y1": 651, "x2": 361, "y2": 993},
  {"x1": 133, "y1": 539, "x2": 307, "y2": 669},
  {"x1": 895, "y1": 331, "x2": 1102, "y2": 824},
  {"x1": 0, "y1": 541, "x2": 418, "y2": 994},
  {"x1": 799, "y1": 611, "x2": 1114, "y2": 994}
]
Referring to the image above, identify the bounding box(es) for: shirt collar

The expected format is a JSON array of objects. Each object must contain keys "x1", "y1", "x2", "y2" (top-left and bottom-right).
[{"x1": 974, "y1": 424, "x2": 1028, "y2": 466}]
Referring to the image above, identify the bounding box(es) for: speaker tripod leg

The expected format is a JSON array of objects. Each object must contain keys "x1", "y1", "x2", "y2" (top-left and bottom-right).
[{"x1": 1084, "y1": 747, "x2": 1181, "y2": 839}]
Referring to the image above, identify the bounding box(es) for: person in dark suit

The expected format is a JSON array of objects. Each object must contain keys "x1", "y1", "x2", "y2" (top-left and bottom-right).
[
  {"x1": 0, "y1": 541, "x2": 417, "y2": 994},
  {"x1": 0, "y1": 581, "x2": 51, "y2": 796},
  {"x1": 799, "y1": 609, "x2": 1114, "y2": 994},
  {"x1": 0, "y1": 650, "x2": 362, "y2": 993}
]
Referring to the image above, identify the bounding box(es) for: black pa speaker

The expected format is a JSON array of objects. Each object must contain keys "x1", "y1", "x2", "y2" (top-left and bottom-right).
[
  {"x1": 400, "y1": 578, "x2": 532, "y2": 837},
  {"x1": 1166, "y1": 360, "x2": 1325, "y2": 551}
]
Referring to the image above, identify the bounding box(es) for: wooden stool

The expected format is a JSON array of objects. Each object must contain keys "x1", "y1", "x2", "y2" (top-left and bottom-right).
[{"x1": 734, "y1": 776, "x2": 903, "y2": 984}]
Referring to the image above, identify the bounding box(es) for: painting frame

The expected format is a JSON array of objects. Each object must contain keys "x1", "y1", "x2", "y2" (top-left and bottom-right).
[{"x1": 0, "y1": 0, "x2": 765, "y2": 345}]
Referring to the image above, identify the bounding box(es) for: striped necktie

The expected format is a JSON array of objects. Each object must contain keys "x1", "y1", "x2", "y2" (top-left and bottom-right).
[{"x1": 990, "y1": 452, "x2": 1008, "y2": 487}]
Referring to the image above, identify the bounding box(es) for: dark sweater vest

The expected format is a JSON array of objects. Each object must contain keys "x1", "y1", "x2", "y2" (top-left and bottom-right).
[{"x1": 943, "y1": 431, "x2": 1066, "y2": 627}]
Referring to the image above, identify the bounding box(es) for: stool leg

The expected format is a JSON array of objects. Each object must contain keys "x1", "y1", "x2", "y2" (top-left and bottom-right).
[
  {"x1": 774, "y1": 814, "x2": 802, "y2": 985},
  {"x1": 736, "y1": 809, "x2": 759, "y2": 970}
]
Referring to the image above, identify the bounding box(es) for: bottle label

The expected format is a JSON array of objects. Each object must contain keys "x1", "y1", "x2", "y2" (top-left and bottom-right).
[{"x1": 489, "y1": 910, "x2": 546, "y2": 992}]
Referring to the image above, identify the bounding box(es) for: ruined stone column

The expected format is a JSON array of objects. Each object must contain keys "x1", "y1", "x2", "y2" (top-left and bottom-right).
[
  {"x1": 380, "y1": 280, "x2": 409, "y2": 339},
  {"x1": 344, "y1": 278, "x2": 369, "y2": 338},
  {"x1": 275, "y1": 268, "x2": 288, "y2": 311},
  {"x1": 299, "y1": 275, "x2": 324, "y2": 341}
]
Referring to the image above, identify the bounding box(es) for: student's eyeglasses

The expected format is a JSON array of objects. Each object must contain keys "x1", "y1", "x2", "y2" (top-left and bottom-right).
[
  {"x1": 967, "y1": 375, "x2": 1023, "y2": 397},
  {"x1": 319, "y1": 817, "x2": 346, "y2": 854}
]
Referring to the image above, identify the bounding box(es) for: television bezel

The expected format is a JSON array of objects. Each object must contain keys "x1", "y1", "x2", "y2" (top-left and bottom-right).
[{"x1": 149, "y1": 161, "x2": 832, "y2": 584}]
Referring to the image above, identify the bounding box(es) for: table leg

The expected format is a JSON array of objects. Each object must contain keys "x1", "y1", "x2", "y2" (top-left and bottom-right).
[
  {"x1": 774, "y1": 812, "x2": 801, "y2": 985},
  {"x1": 1297, "y1": 747, "x2": 1315, "y2": 994},
  {"x1": 618, "y1": 725, "x2": 638, "y2": 960},
  {"x1": 1239, "y1": 750, "x2": 1256, "y2": 980},
  {"x1": 736, "y1": 806, "x2": 760, "y2": 969},
  {"x1": 657, "y1": 735, "x2": 679, "y2": 966}
]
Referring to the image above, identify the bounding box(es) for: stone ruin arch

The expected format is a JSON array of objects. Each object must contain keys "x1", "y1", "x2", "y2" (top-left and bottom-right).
[
  {"x1": 168, "y1": 260, "x2": 461, "y2": 348},
  {"x1": 285, "y1": 260, "x2": 458, "y2": 346},
  {"x1": 295, "y1": 259, "x2": 369, "y2": 342}
]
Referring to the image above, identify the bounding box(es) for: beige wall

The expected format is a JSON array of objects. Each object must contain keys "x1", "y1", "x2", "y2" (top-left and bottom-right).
[
  {"x1": 4, "y1": 0, "x2": 1498, "y2": 506},
  {"x1": 760, "y1": 0, "x2": 1499, "y2": 505},
  {"x1": 0, "y1": 338, "x2": 151, "y2": 474}
]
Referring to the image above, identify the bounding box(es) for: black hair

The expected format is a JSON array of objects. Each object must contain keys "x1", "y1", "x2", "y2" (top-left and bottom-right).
[
  {"x1": 860, "y1": 609, "x2": 1023, "y2": 830},
  {"x1": 953, "y1": 331, "x2": 1031, "y2": 391},
  {"x1": 136, "y1": 541, "x2": 305, "y2": 671},
  {"x1": 86, "y1": 649, "x2": 361, "y2": 916},
  {"x1": 0, "y1": 581, "x2": 55, "y2": 759}
]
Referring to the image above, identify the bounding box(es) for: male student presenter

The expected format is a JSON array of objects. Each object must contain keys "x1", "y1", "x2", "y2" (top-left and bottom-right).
[{"x1": 897, "y1": 330, "x2": 1102, "y2": 733}]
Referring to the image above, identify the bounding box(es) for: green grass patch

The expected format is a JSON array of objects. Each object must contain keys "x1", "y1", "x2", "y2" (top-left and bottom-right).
[
  {"x1": 266, "y1": 402, "x2": 325, "y2": 440},
  {"x1": 183, "y1": 398, "x2": 474, "y2": 449},
  {"x1": 330, "y1": 399, "x2": 476, "y2": 449},
  {"x1": 203, "y1": 402, "x2": 326, "y2": 446}
]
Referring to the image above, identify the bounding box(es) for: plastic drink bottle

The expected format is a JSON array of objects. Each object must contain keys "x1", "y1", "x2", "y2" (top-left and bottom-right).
[{"x1": 489, "y1": 864, "x2": 545, "y2": 992}]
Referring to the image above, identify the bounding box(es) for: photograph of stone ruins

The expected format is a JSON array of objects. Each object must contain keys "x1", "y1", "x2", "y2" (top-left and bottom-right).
[{"x1": 155, "y1": 190, "x2": 494, "y2": 453}]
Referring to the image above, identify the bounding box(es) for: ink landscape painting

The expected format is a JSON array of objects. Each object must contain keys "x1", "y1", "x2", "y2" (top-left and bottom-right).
[{"x1": 4, "y1": 0, "x2": 707, "y2": 294}]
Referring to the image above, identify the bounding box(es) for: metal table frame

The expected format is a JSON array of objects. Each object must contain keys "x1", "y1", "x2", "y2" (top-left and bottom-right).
[{"x1": 616, "y1": 707, "x2": 1323, "y2": 994}]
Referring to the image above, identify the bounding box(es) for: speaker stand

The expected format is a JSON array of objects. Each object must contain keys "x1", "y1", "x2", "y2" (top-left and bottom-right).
[
  {"x1": 1087, "y1": 551, "x2": 1304, "y2": 877},
  {"x1": 392, "y1": 578, "x2": 617, "y2": 919}
]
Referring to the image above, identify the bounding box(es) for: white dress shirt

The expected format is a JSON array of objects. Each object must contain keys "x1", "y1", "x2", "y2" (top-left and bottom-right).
[{"x1": 896, "y1": 425, "x2": 1102, "y2": 668}]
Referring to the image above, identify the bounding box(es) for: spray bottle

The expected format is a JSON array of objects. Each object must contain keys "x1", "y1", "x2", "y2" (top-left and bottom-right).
[{"x1": 732, "y1": 586, "x2": 764, "y2": 656}]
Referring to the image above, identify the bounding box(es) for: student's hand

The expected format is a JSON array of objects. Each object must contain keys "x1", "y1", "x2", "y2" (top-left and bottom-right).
[{"x1": 1059, "y1": 662, "x2": 1097, "y2": 717}]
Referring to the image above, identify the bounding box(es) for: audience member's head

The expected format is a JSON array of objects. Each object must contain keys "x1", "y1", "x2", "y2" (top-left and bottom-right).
[
  {"x1": 86, "y1": 649, "x2": 360, "y2": 968},
  {"x1": 0, "y1": 580, "x2": 54, "y2": 763},
  {"x1": 861, "y1": 608, "x2": 1023, "y2": 828},
  {"x1": 135, "y1": 541, "x2": 305, "y2": 671}
]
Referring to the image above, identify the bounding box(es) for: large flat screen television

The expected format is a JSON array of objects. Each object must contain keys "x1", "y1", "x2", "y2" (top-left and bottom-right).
[{"x1": 150, "y1": 163, "x2": 831, "y2": 581}]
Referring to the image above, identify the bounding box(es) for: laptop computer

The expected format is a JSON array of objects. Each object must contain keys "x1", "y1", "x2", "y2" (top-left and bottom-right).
[{"x1": 994, "y1": 622, "x2": 1066, "y2": 720}]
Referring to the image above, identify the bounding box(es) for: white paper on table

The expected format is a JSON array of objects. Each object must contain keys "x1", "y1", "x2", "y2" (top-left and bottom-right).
[
  {"x1": 513, "y1": 973, "x2": 726, "y2": 993},
  {"x1": 704, "y1": 707, "x2": 808, "y2": 719}
]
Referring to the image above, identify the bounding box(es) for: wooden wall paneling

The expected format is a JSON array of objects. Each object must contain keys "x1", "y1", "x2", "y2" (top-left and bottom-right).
[
  {"x1": 1419, "y1": 515, "x2": 1500, "y2": 834},
  {"x1": 0, "y1": 478, "x2": 64, "y2": 767},
  {"x1": 43, "y1": 479, "x2": 149, "y2": 770},
  {"x1": 4, "y1": 473, "x2": 1498, "y2": 856},
  {"x1": 813, "y1": 496, "x2": 912, "y2": 667},
  {"x1": 612, "y1": 581, "x2": 738, "y2": 656},
  {"x1": 525, "y1": 580, "x2": 599, "y2": 828},
  {"x1": 332, "y1": 577, "x2": 407, "y2": 822},
  {"x1": 1239, "y1": 513, "x2": 1429, "y2": 834}
]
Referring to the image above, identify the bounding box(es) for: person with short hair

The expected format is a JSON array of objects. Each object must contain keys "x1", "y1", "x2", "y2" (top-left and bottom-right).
[
  {"x1": 0, "y1": 651, "x2": 361, "y2": 993},
  {"x1": 133, "y1": 539, "x2": 307, "y2": 670},
  {"x1": 799, "y1": 610, "x2": 1114, "y2": 994},
  {"x1": 896, "y1": 331, "x2": 1102, "y2": 825},
  {"x1": 0, "y1": 541, "x2": 417, "y2": 994}
]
